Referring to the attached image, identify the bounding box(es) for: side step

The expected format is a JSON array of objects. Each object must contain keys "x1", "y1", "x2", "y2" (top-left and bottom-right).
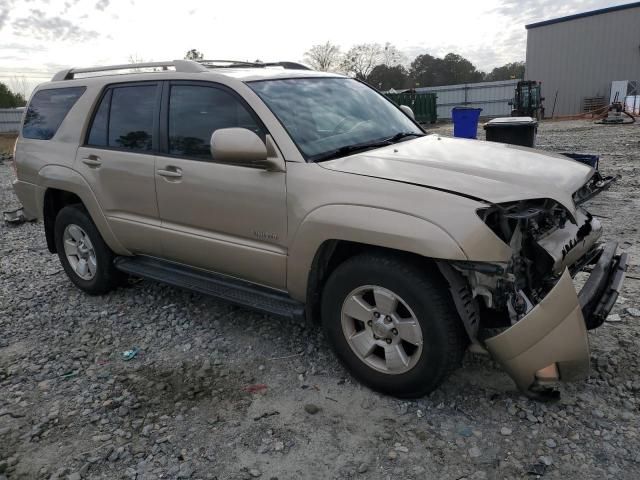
[{"x1": 114, "y1": 256, "x2": 305, "y2": 321}]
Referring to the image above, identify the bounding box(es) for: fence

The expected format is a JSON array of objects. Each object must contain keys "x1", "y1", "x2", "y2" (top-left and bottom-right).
[
  {"x1": 0, "y1": 108, "x2": 24, "y2": 134},
  {"x1": 386, "y1": 92, "x2": 437, "y2": 123},
  {"x1": 415, "y1": 79, "x2": 519, "y2": 119}
]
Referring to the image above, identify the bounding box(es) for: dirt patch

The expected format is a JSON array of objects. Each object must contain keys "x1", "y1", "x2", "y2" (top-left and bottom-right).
[{"x1": 0, "y1": 134, "x2": 17, "y2": 155}]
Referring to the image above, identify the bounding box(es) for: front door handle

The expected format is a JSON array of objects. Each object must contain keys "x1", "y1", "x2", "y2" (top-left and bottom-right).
[
  {"x1": 157, "y1": 167, "x2": 183, "y2": 178},
  {"x1": 82, "y1": 155, "x2": 101, "y2": 167}
]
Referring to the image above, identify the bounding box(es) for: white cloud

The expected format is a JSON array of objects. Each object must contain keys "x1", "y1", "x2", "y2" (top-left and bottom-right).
[{"x1": 0, "y1": 0, "x2": 625, "y2": 94}]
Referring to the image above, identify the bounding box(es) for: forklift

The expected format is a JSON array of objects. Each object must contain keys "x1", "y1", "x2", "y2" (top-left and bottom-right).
[{"x1": 510, "y1": 80, "x2": 545, "y2": 120}]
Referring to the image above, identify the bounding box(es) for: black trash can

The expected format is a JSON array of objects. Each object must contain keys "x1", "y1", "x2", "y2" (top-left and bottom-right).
[{"x1": 483, "y1": 117, "x2": 538, "y2": 147}]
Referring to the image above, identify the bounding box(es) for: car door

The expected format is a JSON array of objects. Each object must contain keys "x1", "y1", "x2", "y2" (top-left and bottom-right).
[
  {"x1": 154, "y1": 81, "x2": 287, "y2": 289},
  {"x1": 76, "y1": 82, "x2": 163, "y2": 256}
]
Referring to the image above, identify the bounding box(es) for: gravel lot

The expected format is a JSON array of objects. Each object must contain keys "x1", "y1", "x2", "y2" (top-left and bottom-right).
[{"x1": 1, "y1": 120, "x2": 639, "y2": 480}]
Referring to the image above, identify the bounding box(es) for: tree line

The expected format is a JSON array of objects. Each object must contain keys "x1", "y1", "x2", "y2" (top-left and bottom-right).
[
  {"x1": 0, "y1": 45, "x2": 523, "y2": 110},
  {"x1": 0, "y1": 83, "x2": 26, "y2": 108},
  {"x1": 304, "y1": 42, "x2": 525, "y2": 90}
]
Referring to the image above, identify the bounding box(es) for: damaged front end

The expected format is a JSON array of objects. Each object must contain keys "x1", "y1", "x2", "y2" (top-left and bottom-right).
[{"x1": 440, "y1": 189, "x2": 627, "y2": 397}]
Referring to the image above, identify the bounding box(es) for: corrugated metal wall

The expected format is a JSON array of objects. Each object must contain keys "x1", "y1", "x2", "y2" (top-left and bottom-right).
[
  {"x1": 415, "y1": 80, "x2": 519, "y2": 119},
  {"x1": 0, "y1": 108, "x2": 24, "y2": 134},
  {"x1": 526, "y1": 5, "x2": 640, "y2": 116}
]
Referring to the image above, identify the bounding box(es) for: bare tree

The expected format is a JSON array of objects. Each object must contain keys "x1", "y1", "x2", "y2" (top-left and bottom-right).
[
  {"x1": 184, "y1": 49, "x2": 204, "y2": 61},
  {"x1": 381, "y1": 42, "x2": 405, "y2": 67},
  {"x1": 9, "y1": 76, "x2": 29, "y2": 100},
  {"x1": 127, "y1": 53, "x2": 150, "y2": 64},
  {"x1": 303, "y1": 42, "x2": 341, "y2": 71},
  {"x1": 126, "y1": 54, "x2": 165, "y2": 72},
  {"x1": 340, "y1": 43, "x2": 384, "y2": 80}
]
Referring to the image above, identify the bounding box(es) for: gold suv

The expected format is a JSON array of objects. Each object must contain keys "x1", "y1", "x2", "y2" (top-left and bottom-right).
[{"x1": 12, "y1": 59, "x2": 627, "y2": 398}]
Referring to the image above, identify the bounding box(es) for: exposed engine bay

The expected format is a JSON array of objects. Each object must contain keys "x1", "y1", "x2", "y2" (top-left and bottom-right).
[
  {"x1": 436, "y1": 167, "x2": 627, "y2": 398},
  {"x1": 475, "y1": 199, "x2": 601, "y2": 324},
  {"x1": 444, "y1": 170, "x2": 618, "y2": 336}
]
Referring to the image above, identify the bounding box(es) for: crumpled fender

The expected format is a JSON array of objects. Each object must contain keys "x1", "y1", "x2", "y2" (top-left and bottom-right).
[{"x1": 286, "y1": 204, "x2": 467, "y2": 301}]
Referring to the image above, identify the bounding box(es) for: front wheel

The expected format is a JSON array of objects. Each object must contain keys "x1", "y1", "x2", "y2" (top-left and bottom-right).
[{"x1": 321, "y1": 254, "x2": 467, "y2": 398}]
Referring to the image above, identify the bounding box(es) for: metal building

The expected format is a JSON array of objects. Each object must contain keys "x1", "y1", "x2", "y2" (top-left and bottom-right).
[{"x1": 525, "y1": 2, "x2": 640, "y2": 117}]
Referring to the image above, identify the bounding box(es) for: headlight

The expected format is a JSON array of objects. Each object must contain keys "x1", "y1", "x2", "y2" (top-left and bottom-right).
[{"x1": 477, "y1": 199, "x2": 570, "y2": 245}]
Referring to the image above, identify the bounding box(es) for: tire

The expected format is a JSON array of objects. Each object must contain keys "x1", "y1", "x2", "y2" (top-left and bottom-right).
[
  {"x1": 54, "y1": 204, "x2": 121, "y2": 295},
  {"x1": 321, "y1": 253, "x2": 467, "y2": 398}
]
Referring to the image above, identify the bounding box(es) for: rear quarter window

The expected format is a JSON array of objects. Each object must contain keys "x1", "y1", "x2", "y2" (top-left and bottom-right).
[{"x1": 22, "y1": 87, "x2": 86, "y2": 140}]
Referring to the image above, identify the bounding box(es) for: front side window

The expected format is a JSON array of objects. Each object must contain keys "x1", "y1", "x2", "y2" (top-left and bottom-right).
[
  {"x1": 168, "y1": 85, "x2": 263, "y2": 159},
  {"x1": 249, "y1": 78, "x2": 422, "y2": 161},
  {"x1": 22, "y1": 87, "x2": 86, "y2": 140}
]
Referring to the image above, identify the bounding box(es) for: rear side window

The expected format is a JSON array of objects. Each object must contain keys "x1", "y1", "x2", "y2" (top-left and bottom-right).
[
  {"x1": 22, "y1": 87, "x2": 85, "y2": 140},
  {"x1": 87, "y1": 90, "x2": 111, "y2": 146},
  {"x1": 87, "y1": 84, "x2": 157, "y2": 152},
  {"x1": 168, "y1": 85, "x2": 263, "y2": 159}
]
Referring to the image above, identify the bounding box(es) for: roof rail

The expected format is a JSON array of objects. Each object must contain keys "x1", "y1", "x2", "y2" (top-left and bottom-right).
[
  {"x1": 198, "y1": 59, "x2": 262, "y2": 67},
  {"x1": 51, "y1": 59, "x2": 208, "y2": 81},
  {"x1": 265, "y1": 61, "x2": 311, "y2": 70},
  {"x1": 197, "y1": 59, "x2": 311, "y2": 70}
]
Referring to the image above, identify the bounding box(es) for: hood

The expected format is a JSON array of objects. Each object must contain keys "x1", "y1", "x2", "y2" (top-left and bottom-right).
[{"x1": 319, "y1": 135, "x2": 593, "y2": 213}]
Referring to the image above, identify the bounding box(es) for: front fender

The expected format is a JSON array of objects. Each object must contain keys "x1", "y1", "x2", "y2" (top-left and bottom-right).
[
  {"x1": 37, "y1": 165, "x2": 129, "y2": 255},
  {"x1": 286, "y1": 204, "x2": 467, "y2": 301}
]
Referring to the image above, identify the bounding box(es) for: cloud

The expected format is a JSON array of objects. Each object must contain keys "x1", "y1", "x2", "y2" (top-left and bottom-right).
[
  {"x1": 61, "y1": 0, "x2": 81, "y2": 14},
  {"x1": 12, "y1": 9, "x2": 98, "y2": 42},
  {"x1": 95, "y1": 0, "x2": 109, "y2": 11},
  {"x1": 492, "y1": 0, "x2": 608, "y2": 26},
  {"x1": 0, "y1": 9, "x2": 9, "y2": 30},
  {"x1": 0, "y1": 0, "x2": 15, "y2": 31},
  {"x1": 2, "y1": 41, "x2": 47, "y2": 53}
]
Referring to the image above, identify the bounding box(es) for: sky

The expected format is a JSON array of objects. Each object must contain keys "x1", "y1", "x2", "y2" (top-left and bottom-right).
[{"x1": 0, "y1": 0, "x2": 628, "y2": 96}]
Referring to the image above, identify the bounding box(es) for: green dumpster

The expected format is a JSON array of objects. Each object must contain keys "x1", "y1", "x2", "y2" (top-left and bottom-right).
[{"x1": 385, "y1": 92, "x2": 437, "y2": 124}]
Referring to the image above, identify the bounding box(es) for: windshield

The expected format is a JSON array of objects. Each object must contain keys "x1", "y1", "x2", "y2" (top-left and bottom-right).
[{"x1": 248, "y1": 77, "x2": 423, "y2": 161}]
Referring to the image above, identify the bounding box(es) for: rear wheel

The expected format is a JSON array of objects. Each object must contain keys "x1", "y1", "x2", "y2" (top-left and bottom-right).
[
  {"x1": 321, "y1": 254, "x2": 467, "y2": 398},
  {"x1": 54, "y1": 205, "x2": 121, "y2": 295}
]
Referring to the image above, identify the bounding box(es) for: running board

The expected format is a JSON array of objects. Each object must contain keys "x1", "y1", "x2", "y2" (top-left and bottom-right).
[{"x1": 114, "y1": 256, "x2": 305, "y2": 321}]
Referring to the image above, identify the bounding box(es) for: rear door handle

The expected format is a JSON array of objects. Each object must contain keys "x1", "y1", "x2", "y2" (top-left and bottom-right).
[
  {"x1": 157, "y1": 167, "x2": 182, "y2": 178},
  {"x1": 82, "y1": 155, "x2": 101, "y2": 167}
]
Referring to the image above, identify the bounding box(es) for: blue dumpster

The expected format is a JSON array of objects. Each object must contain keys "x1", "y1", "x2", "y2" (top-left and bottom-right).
[{"x1": 452, "y1": 107, "x2": 482, "y2": 139}]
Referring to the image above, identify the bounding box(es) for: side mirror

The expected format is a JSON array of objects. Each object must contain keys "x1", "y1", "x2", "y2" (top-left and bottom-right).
[
  {"x1": 399, "y1": 105, "x2": 415, "y2": 120},
  {"x1": 211, "y1": 128, "x2": 275, "y2": 169}
]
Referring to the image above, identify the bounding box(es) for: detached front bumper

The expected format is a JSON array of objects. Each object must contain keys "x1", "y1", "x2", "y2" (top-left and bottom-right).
[
  {"x1": 579, "y1": 241, "x2": 628, "y2": 330},
  {"x1": 485, "y1": 241, "x2": 627, "y2": 392}
]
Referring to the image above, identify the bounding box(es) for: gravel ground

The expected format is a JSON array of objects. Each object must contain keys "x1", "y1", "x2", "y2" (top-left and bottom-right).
[{"x1": 1, "y1": 120, "x2": 639, "y2": 480}]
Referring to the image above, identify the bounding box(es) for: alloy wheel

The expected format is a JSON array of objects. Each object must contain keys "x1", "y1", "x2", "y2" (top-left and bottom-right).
[
  {"x1": 340, "y1": 285, "x2": 424, "y2": 375},
  {"x1": 62, "y1": 224, "x2": 97, "y2": 281}
]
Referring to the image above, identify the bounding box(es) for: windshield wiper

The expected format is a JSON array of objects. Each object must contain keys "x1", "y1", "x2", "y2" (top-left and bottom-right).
[
  {"x1": 386, "y1": 131, "x2": 425, "y2": 142},
  {"x1": 312, "y1": 132, "x2": 425, "y2": 162},
  {"x1": 312, "y1": 139, "x2": 394, "y2": 162}
]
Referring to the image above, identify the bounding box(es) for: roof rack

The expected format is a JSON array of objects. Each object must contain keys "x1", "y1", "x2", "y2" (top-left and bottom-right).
[
  {"x1": 51, "y1": 59, "x2": 208, "y2": 81},
  {"x1": 198, "y1": 60, "x2": 311, "y2": 70},
  {"x1": 198, "y1": 59, "x2": 262, "y2": 67},
  {"x1": 51, "y1": 59, "x2": 312, "y2": 81}
]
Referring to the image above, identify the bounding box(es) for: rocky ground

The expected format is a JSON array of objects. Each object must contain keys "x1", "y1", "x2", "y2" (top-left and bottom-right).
[{"x1": 1, "y1": 120, "x2": 639, "y2": 480}]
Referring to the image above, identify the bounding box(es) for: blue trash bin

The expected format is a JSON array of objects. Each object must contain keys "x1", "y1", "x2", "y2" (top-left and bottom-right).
[{"x1": 452, "y1": 107, "x2": 483, "y2": 139}]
